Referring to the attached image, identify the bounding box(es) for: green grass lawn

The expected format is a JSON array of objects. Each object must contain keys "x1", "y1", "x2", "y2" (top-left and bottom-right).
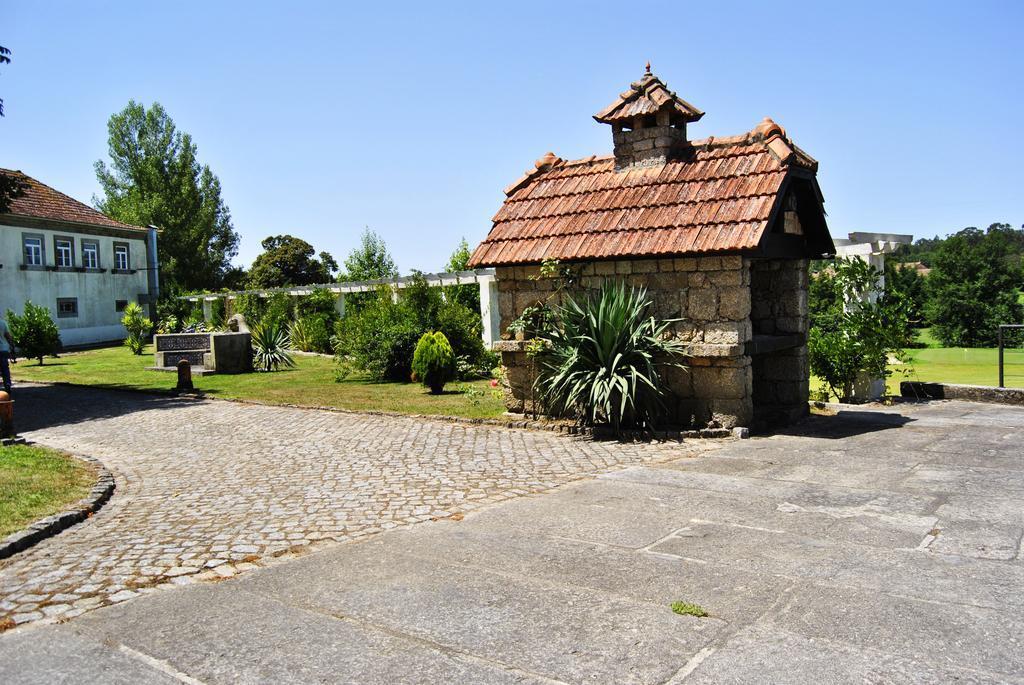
[
  {"x1": 811, "y1": 336, "x2": 1024, "y2": 398},
  {"x1": 0, "y1": 445, "x2": 95, "y2": 537},
  {"x1": 894, "y1": 346, "x2": 1024, "y2": 390},
  {"x1": 11, "y1": 345, "x2": 506, "y2": 420}
]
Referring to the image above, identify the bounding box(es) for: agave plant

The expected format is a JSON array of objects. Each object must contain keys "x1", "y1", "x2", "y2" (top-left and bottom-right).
[
  {"x1": 251, "y1": 320, "x2": 295, "y2": 372},
  {"x1": 534, "y1": 282, "x2": 687, "y2": 433}
]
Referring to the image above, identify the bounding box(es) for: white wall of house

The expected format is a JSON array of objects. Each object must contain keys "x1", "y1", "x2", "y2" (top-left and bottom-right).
[{"x1": 0, "y1": 222, "x2": 151, "y2": 346}]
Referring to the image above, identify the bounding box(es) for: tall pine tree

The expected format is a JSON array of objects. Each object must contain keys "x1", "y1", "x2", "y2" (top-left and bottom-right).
[{"x1": 94, "y1": 101, "x2": 239, "y2": 294}]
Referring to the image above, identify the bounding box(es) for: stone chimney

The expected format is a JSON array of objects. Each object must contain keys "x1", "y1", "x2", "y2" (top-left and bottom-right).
[{"x1": 594, "y1": 64, "x2": 704, "y2": 170}]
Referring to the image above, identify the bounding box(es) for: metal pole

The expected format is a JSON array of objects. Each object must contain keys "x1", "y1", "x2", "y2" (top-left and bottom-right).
[{"x1": 998, "y1": 325, "x2": 1004, "y2": 388}]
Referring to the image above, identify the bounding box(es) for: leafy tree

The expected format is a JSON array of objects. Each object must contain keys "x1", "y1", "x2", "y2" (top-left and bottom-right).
[
  {"x1": 443, "y1": 237, "x2": 480, "y2": 313},
  {"x1": 884, "y1": 261, "x2": 927, "y2": 330},
  {"x1": 341, "y1": 228, "x2": 397, "y2": 282},
  {"x1": 248, "y1": 235, "x2": 337, "y2": 288},
  {"x1": 0, "y1": 43, "x2": 26, "y2": 212},
  {"x1": 0, "y1": 44, "x2": 10, "y2": 117},
  {"x1": 925, "y1": 225, "x2": 1024, "y2": 347},
  {"x1": 7, "y1": 302, "x2": 62, "y2": 365},
  {"x1": 892, "y1": 235, "x2": 944, "y2": 268},
  {"x1": 94, "y1": 101, "x2": 240, "y2": 293},
  {"x1": 808, "y1": 258, "x2": 913, "y2": 401},
  {"x1": 0, "y1": 169, "x2": 27, "y2": 214}
]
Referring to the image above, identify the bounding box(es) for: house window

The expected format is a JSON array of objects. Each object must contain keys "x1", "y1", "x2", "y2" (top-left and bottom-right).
[
  {"x1": 82, "y1": 241, "x2": 99, "y2": 269},
  {"x1": 55, "y1": 237, "x2": 74, "y2": 268},
  {"x1": 23, "y1": 235, "x2": 44, "y2": 266},
  {"x1": 114, "y1": 243, "x2": 130, "y2": 271},
  {"x1": 57, "y1": 298, "x2": 78, "y2": 318},
  {"x1": 115, "y1": 299, "x2": 129, "y2": 312}
]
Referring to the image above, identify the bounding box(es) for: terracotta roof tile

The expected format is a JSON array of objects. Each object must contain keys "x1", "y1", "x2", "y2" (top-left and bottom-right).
[
  {"x1": 469, "y1": 129, "x2": 819, "y2": 267},
  {"x1": 0, "y1": 168, "x2": 148, "y2": 232},
  {"x1": 593, "y1": 70, "x2": 704, "y2": 125}
]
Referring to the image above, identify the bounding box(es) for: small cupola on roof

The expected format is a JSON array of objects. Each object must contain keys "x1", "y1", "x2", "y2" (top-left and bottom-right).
[{"x1": 594, "y1": 63, "x2": 704, "y2": 170}]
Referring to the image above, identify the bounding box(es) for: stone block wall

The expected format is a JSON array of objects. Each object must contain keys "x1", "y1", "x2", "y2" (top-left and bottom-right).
[
  {"x1": 612, "y1": 123, "x2": 688, "y2": 169},
  {"x1": 750, "y1": 259, "x2": 810, "y2": 427},
  {"x1": 494, "y1": 255, "x2": 757, "y2": 428}
]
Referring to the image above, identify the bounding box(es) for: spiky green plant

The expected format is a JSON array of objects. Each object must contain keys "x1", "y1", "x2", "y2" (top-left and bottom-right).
[
  {"x1": 411, "y1": 331, "x2": 456, "y2": 394},
  {"x1": 534, "y1": 282, "x2": 687, "y2": 433},
  {"x1": 251, "y1": 320, "x2": 295, "y2": 372},
  {"x1": 121, "y1": 302, "x2": 152, "y2": 355}
]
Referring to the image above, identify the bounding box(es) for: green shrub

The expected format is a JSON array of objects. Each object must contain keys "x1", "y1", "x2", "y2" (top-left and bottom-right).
[
  {"x1": 154, "y1": 290, "x2": 193, "y2": 329},
  {"x1": 296, "y1": 288, "x2": 338, "y2": 321},
  {"x1": 333, "y1": 285, "x2": 421, "y2": 380},
  {"x1": 333, "y1": 274, "x2": 489, "y2": 382},
  {"x1": 808, "y1": 258, "x2": 913, "y2": 401},
  {"x1": 121, "y1": 302, "x2": 153, "y2": 355},
  {"x1": 289, "y1": 315, "x2": 332, "y2": 353},
  {"x1": 533, "y1": 282, "x2": 687, "y2": 433},
  {"x1": 412, "y1": 331, "x2": 456, "y2": 394},
  {"x1": 251, "y1": 320, "x2": 295, "y2": 372},
  {"x1": 261, "y1": 292, "x2": 294, "y2": 331},
  {"x1": 208, "y1": 298, "x2": 226, "y2": 329},
  {"x1": 7, "y1": 301, "x2": 62, "y2": 365},
  {"x1": 156, "y1": 315, "x2": 179, "y2": 334},
  {"x1": 235, "y1": 292, "x2": 267, "y2": 326}
]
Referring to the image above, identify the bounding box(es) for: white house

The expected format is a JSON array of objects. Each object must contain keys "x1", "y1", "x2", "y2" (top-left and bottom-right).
[{"x1": 0, "y1": 169, "x2": 159, "y2": 347}]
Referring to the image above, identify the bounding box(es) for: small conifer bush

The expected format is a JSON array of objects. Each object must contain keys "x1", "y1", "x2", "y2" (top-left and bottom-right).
[{"x1": 411, "y1": 331, "x2": 456, "y2": 394}]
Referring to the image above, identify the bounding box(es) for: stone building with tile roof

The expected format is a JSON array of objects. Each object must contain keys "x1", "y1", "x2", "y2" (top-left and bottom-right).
[
  {"x1": 0, "y1": 169, "x2": 160, "y2": 346},
  {"x1": 470, "y1": 68, "x2": 835, "y2": 429}
]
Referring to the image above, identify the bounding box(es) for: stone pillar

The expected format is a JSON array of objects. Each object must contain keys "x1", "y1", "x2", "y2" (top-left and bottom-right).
[
  {"x1": 391, "y1": 284, "x2": 400, "y2": 304},
  {"x1": 479, "y1": 276, "x2": 501, "y2": 348},
  {"x1": 335, "y1": 293, "x2": 346, "y2": 319},
  {"x1": 202, "y1": 298, "x2": 214, "y2": 323}
]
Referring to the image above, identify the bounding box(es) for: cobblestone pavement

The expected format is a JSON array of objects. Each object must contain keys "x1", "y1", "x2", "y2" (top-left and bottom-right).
[{"x1": 0, "y1": 384, "x2": 705, "y2": 627}]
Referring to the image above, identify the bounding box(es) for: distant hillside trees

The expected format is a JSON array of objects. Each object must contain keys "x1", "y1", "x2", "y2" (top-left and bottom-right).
[{"x1": 94, "y1": 101, "x2": 240, "y2": 294}]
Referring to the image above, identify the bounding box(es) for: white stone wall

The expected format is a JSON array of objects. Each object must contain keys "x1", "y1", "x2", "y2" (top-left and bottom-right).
[{"x1": 0, "y1": 223, "x2": 150, "y2": 346}]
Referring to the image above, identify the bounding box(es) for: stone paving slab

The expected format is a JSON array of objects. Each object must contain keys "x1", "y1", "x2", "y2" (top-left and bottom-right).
[
  {"x1": 1, "y1": 398, "x2": 1023, "y2": 683},
  {"x1": 0, "y1": 383, "x2": 702, "y2": 626}
]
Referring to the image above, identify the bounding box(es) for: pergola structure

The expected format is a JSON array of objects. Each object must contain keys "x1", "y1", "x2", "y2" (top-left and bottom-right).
[
  {"x1": 832, "y1": 231, "x2": 912, "y2": 299},
  {"x1": 180, "y1": 268, "x2": 502, "y2": 345}
]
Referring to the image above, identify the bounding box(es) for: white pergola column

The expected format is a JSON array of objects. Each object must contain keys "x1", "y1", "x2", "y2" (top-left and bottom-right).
[
  {"x1": 202, "y1": 298, "x2": 215, "y2": 323},
  {"x1": 478, "y1": 275, "x2": 501, "y2": 348},
  {"x1": 335, "y1": 293, "x2": 346, "y2": 318}
]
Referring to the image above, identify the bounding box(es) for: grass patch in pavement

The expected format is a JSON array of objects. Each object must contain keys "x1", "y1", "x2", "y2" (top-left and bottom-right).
[
  {"x1": 0, "y1": 445, "x2": 95, "y2": 537},
  {"x1": 670, "y1": 601, "x2": 709, "y2": 618},
  {"x1": 12, "y1": 345, "x2": 506, "y2": 420}
]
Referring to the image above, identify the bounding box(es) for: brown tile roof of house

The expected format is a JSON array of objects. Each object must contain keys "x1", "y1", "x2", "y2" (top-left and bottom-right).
[
  {"x1": 0, "y1": 168, "x2": 147, "y2": 232},
  {"x1": 593, "y1": 69, "x2": 704, "y2": 125},
  {"x1": 469, "y1": 121, "x2": 821, "y2": 267}
]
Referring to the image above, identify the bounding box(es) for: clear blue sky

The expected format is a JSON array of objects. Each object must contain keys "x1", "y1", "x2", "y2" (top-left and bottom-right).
[{"x1": 2, "y1": 1, "x2": 1022, "y2": 274}]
